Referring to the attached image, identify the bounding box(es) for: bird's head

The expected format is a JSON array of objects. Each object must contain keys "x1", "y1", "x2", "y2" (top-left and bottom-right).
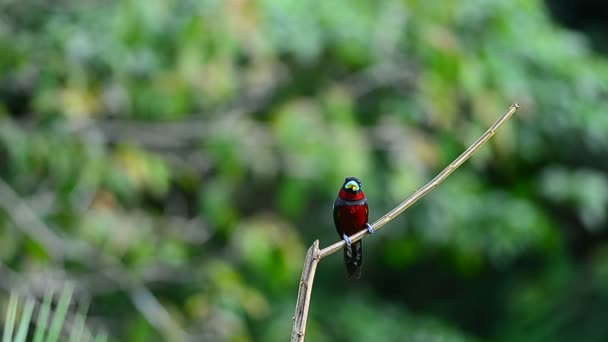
[{"x1": 342, "y1": 177, "x2": 362, "y2": 194}]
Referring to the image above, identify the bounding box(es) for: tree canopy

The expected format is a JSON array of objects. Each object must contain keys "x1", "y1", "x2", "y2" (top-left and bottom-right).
[{"x1": 2, "y1": 0, "x2": 608, "y2": 341}]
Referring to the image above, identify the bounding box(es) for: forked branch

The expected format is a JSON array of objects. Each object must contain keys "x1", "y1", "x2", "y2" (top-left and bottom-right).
[{"x1": 290, "y1": 103, "x2": 520, "y2": 342}]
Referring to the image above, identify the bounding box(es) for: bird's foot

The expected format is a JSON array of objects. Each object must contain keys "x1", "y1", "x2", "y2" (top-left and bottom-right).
[
  {"x1": 365, "y1": 223, "x2": 374, "y2": 234},
  {"x1": 342, "y1": 233, "x2": 352, "y2": 247}
]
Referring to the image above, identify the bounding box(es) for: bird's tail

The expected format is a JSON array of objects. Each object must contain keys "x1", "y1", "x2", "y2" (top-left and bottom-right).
[{"x1": 344, "y1": 240, "x2": 363, "y2": 279}]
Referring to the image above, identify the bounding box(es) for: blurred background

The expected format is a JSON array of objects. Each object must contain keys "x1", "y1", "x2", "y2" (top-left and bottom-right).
[{"x1": 1, "y1": 0, "x2": 608, "y2": 341}]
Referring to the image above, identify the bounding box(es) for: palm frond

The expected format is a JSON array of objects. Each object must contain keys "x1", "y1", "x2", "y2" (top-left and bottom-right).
[{"x1": 2, "y1": 287, "x2": 108, "y2": 342}]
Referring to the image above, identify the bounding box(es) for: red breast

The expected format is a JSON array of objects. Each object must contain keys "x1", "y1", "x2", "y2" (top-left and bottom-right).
[{"x1": 338, "y1": 188, "x2": 365, "y2": 201}]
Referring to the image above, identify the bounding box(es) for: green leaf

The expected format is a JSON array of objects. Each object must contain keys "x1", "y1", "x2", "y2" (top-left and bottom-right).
[
  {"x1": 13, "y1": 297, "x2": 35, "y2": 342},
  {"x1": 2, "y1": 293, "x2": 18, "y2": 342},
  {"x1": 46, "y1": 286, "x2": 74, "y2": 342},
  {"x1": 32, "y1": 291, "x2": 52, "y2": 342}
]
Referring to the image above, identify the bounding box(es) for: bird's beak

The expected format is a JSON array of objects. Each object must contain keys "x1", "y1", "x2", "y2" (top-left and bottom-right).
[{"x1": 345, "y1": 181, "x2": 359, "y2": 191}]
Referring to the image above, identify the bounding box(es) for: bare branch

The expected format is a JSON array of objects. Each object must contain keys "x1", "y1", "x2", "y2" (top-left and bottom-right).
[
  {"x1": 290, "y1": 241, "x2": 320, "y2": 342},
  {"x1": 0, "y1": 179, "x2": 65, "y2": 261},
  {"x1": 319, "y1": 102, "x2": 520, "y2": 259},
  {"x1": 291, "y1": 102, "x2": 520, "y2": 341}
]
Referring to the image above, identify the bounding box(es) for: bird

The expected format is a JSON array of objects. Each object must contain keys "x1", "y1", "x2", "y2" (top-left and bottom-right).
[{"x1": 333, "y1": 177, "x2": 374, "y2": 279}]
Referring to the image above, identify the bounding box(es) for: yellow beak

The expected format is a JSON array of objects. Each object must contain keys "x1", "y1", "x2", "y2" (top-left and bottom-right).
[{"x1": 345, "y1": 181, "x2": 359, "y2": 191}]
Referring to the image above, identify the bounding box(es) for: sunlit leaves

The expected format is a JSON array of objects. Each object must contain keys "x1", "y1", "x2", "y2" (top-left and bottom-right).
[
  {"x1": 109, "y1": 144, "x2": 170, "y2": 199},
  {"x1": 232, "y1": 214, "x2": 304, "y2": 290}
]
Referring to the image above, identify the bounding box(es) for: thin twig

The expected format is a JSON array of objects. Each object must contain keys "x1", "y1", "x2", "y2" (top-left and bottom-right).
[{"x1": 291, "y1": 102, "x2": 520, "y2": 342}]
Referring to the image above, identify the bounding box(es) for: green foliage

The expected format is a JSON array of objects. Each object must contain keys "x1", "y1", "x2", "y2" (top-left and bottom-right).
[
  {"x1": 1, "y1": 287, "x2": 106, "y2": 342},
  {"x1": 2, "y1": 0, "x2": 608, "y2": 340}
]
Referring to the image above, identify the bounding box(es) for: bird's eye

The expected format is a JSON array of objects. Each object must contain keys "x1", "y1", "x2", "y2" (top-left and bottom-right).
[{"x1": 344, "y1": 180, "x2": 360, "y2": 191}]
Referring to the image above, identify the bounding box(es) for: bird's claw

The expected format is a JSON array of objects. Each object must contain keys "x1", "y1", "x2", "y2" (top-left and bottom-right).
[
  {"x1": 365, "y1": 223, "x2": 374, "y2": 234},
  {"x1": 342, "y1": 233, "x2": 352, "y2": 247}
]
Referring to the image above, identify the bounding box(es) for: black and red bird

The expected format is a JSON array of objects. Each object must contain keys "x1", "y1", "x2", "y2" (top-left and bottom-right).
[{"x1": 333, "y1": 177, "x2": 374, "y2": 279}]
